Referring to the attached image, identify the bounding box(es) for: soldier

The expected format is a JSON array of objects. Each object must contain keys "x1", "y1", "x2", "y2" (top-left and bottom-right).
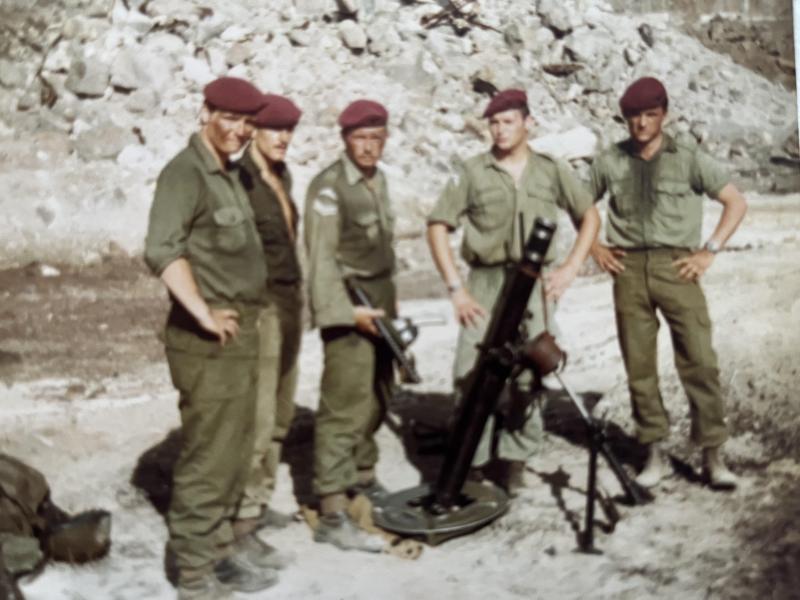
[
  {"x1": 304, "y1": 100, "x2": 395, "y2": 552},
  {"x1": 589, "y1": 77, "x2": 747, "y2": 490},
  {"x1": 235, "y1": 95, "x2": 304, "y2": 539},
  {"x1": 0, "y1": 453, "x2": 111, "y2": 599},
  {"x1": 426, "y1": 89, "x2": 601, "y2": 492},
  {"x1": 144, "y1": 77, "x2": 278, "y2": 599}
]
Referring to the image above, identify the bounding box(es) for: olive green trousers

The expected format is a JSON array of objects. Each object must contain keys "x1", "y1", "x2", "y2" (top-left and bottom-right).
[
  {"x1": 313, "y1": 277, "x2": 395, "y2": 497},
  {"x1": 613, "y1": 249, "x2": 727, "y2": 447},
  {"x1": 454, "y1": 265, "x2": 557, "y2": 467},
  {"x1": 238, "y1": 284, "x2": 303, "y2": 520},
  {"x1": 164, "y1": 304, "x2": 260, "y2": 571}
]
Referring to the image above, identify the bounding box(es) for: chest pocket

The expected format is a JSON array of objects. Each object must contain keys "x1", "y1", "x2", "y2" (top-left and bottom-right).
[
  {"x1": 608, "y1": 176, "x2": 635, "y2": 217},
  {"x1": 654, "y1": 179, "x2": 693, "y2": 219},
  {"x1": 213, "y1": 206, "x2": 249, "y2": 254},
  {"x1": 470, "y1": 188, "x2": 510, "y2": 231},
  {"x1": 523, "y1": 183, "x2": 559, "y2": 222},
  {"x1": 351, "y1": 211, "x2": 382, "y2": 246}
]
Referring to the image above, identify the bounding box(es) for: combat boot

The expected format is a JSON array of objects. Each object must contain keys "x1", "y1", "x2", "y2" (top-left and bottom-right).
[
  {"x1": 635, "y1": 442, "x2": 671, "y2": 488},
  {"x1": 214, "y1": 553, "x2": 278, "y2": 593},
  {"x1": 231, "y1": 532, "x2": 294, "y2": 570},
  {"x1": 314, "y1": 511, "x2": 384, "y2": 553},
  {"x1": 177, "y1": 569, "x2": 233, "y2": 600},
  {"x1": 702, "y1": 445, "x2": 738, "y2": 491},
  {"x1": 255, "y1": 506, "x2": 295, "y2": 530}
]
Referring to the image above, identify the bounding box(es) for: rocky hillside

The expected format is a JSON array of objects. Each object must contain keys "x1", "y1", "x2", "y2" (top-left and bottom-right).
[{"x1": 0, "y1": 0, "x2": 797, "y2": 267}]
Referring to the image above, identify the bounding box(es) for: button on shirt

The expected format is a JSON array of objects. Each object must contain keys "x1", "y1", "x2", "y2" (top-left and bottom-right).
[
  {"x1": 144, "y1": 133, "x2": 267, "y2": 304},
  {"x1": 589, "y1": 135, "x2": 730, "y2": 250},
  {"x1": 427, "y1": 149, "x2": 593, "y2": 266}
]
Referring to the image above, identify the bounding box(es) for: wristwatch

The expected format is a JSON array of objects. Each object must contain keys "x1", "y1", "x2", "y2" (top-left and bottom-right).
[
  {"x1": 447, "y1": 281, "x2": 462, "y2": 294},
  {"x1": 703, "y1": 239, "x2": 722, "y2": 254}
]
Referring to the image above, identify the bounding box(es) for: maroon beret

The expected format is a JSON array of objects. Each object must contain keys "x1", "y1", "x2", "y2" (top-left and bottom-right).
[
  {"x1": 253, "y1": 94, "x2": 302, "y2": 129},
  {"x1": 483, "y1": 89, "x2": 529, "y2": 118},
  {"x1": 619, "y1": 77, "x2": 669, "y2": 117},
  {"x1": 203, "y1": 77, "x2": 264, "y2": 114},
  {"x1": 338, "y1": 99, "x2": 388, "y2": 131}
]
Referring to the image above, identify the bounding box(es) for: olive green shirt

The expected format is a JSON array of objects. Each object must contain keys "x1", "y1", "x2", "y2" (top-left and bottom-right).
[
  {"x1": 427, "y1": 149, "x2": 593, "y2": 265},
  {"x1": 304, "y1": 154, "x2": 395, "y2": 329},
  {"x1": 239, "y1": 149, "x2": 302, "y2": 286},
  {"x1": 144, "y1": 133, "x2": 268, "y2": 304},
  {"x1": 589, "y1": 134, "x2": 730, "y2": 249}
]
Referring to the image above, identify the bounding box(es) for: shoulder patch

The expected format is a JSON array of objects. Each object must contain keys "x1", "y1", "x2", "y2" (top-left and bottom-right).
[
  {"x1": 313, "y1": 187, "x2": 338, "y2": 216},
  {"x1": 317, "y1": 187, "x2": 337, "y2": 202}
]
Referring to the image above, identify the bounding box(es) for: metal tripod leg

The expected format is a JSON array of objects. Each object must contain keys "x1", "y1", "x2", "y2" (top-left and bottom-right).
[{"x1": 579, "y1": 427, "x2": 603, "y2": 554}]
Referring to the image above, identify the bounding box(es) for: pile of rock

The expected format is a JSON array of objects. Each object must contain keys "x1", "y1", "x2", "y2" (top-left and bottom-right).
[{"x1": 0, "y1": 0, "x2": 796, "y2": 266}]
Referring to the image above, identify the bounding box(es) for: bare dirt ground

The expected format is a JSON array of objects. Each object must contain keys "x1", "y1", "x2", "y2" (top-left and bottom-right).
[{"x1": 2, "y1": 193, "x2": 799, "y2": 600}]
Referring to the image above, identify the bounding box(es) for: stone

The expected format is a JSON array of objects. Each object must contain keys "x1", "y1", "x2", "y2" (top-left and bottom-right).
[
  {"x1": 531, "y1": 126, "x2": 598, "y2": 161},
  {"x1": 0, "y1": 60, "x2": 33, "y2": 89},
  {"x1": 503, "y1": 23, "x2": 525, "y2": 54},
  {"x1": 339, "y1": 20, "x2": 367, "y2": 51},
  {"x1": 85, "y1": 0, "x2": 114, "y2": 18},
  {"x1": 17, "y1": 86, "x2": 40, "y2": 111},
  {"x1": 110, "y1": 3, "x2": 155, "y2": 36},
  {"x1": 366, "y1": 19, "x2": 402, "y2": 56},
  {"x1": 336, "y1": 0, "x2": 359, "y2": 14},
  {"x1": 111, "y1": 48, "x2": 166, "y2": 91},
  {"x1": 65, "y1": 54, "x2": 110, "y2": 97},
  {"x1": 43, "y1": 41, "x2": 75, "y2": 73},
  {"x1": 36, "y1": 205, "x2": 57, "y2": 227},
  {"x1": 638, "y1": 23, "x2": 654, "y2": 47},
  {"x1": 531, "y1": 27, "x2": 556, "y2": 54},
  {"x1": 182, "y1": 56, "x2": 214, "y2": 87},
  {"x1": 196, "y1": 15, "x2": 230, "y2": 45},
  {"x1": 75, "y1": 123, "x2": 138, "y2": 161},
  {"x1": 294, "y1": 0, "x2": 330, "y2": 15},
  {"x1": 288, "y1": 28, "x2": 313, "y2": 47},
  {"x1": 52, "y1": 94, "x2": 80, "y2": 122},
  {"x1": 220, "y1": 25, "x2": 252, "y2": 43},
  {"x1": 538, "y1": 0, "x2": 576, "y2": 37},
  {"x1": 116, "y1": 144, "x2": 157, "y2": 169},
  {"x1": 624, "y1": 47, "x2": 642, "y2": 66},
  {"x1": 125, "y1": 89, "x2": 160, "y2": 114},
  {"x1": 565, "y1": 28, "x2": 615, "y2": 64},
  {"x1": 206, "y1": 46, "x2": 228, "y2": 75},
  {"x1": 225, "y1": 43, "x2": 254, "y2": 67}
]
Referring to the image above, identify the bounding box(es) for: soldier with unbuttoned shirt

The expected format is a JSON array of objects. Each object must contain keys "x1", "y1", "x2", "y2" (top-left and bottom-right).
[
  {"x1": 426, "y1": 89, "x2": 600, "y2": 493},
  {"x1": 303, "y1": 100, "x2": 395, "y2": 553},
  {"x1": 589, "y1": 77, "x2": 747, "y2": 490},
  {"x1": 144, "y1": 77, "x2": 278, "y2": 600},
  {"x1": 232, "y1": 94, "x2": 304, "y2": 569}
]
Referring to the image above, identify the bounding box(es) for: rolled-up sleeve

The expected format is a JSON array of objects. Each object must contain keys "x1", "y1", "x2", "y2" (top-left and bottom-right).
[
  {"x1": 144, "y1": 161, "x2": 200, "y2": 276},
  {"x1": 691, "y1": 149, "x2": 730, "y2": 198},
  {"x1": 555, "y1": 158, "x2": 593, "y2": 224},
  {"x1": 588, "y1": 156, "x2": 608, "y2": 203},
  {"x1": 427, "y1": 165, "x2": 470, "y2": 231}
]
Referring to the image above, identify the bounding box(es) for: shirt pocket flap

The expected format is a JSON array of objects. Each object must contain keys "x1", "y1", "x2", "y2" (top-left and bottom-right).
[
  {"x1": 655, "y1": 180, "x2": 692, "y2": 195},
  {"x1": 213, "y1": 206, "x2": 246, "y2": 227},
  {"x1": 353, "y1": 212, "x2": 380, "y2": 227}
]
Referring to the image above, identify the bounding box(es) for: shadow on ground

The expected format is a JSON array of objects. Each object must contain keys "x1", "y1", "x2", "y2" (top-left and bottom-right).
[
  {"x1": 386, "y1": 387, "x2": 653, "y2": 483},
  {"x1": 130, "y1": 406, "x2": 319, "y2": 516}
]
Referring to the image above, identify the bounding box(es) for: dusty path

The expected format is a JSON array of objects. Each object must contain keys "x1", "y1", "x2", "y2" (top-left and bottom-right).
[{"x1": 2, "y1": 193, "x2": 799, "y2": 600}]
